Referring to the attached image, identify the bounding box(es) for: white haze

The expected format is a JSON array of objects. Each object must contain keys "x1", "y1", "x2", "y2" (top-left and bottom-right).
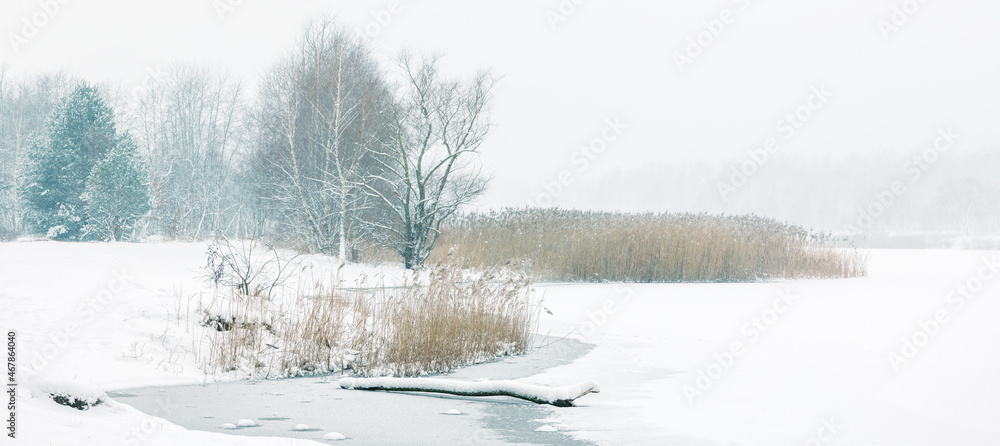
[{"x1": 2, "y1": 0, "x2": 998, "y2": 231}]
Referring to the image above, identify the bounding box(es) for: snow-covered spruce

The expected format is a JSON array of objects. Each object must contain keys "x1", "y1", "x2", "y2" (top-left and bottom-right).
[{"x1": 339, "y1": 377, "x2": 599, "y2": 407}]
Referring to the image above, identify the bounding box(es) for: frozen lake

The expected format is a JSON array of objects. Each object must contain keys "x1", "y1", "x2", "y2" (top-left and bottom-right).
[
  {"x1": 111, "y1": 336, "x2": 597, "y2": 445},
  {"x1": 524, "y1": 249, "x2": 1000, "y2": 445}
]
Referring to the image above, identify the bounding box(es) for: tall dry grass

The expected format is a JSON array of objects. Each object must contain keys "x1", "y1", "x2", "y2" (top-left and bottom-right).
[
  {"x1": 194, "y1": 258, "x2": 536, "y2": 378},
  {"x1": 427, "y1": 208, "x2": 867, "y2": 282},
  {"x1": 351, "y1": 263, "x2": 535, "y2": 377}
]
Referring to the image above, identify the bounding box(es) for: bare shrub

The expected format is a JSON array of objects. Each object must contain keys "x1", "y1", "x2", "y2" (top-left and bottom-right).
[
  {"x1": 427, "y1": 208, "x2": 868, "y2": 282},
  {"x1": 203, "y1": 237, "x2": 298, "y2": 299}
]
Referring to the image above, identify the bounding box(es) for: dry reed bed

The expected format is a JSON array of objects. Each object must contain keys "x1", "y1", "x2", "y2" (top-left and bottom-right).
[
  {"x1": 428, "y1": 208, "x2": 868, "y2": 282},
  {"x1": 194, "y1": 259, "x2": 536, "y2": 379}
]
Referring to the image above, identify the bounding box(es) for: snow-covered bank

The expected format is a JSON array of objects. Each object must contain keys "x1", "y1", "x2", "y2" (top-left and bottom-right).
[
  {"x1": 0, "y1": 241, "x2": 408, "y2": 388},
  {"x1": 4, "y1": 241, "x2": 998, "y2": 444},
  {"x1": 17, "y1": 394, "x2": 320, "y2": 446},
  {"x1": 0, "y1": 241, "x2": 400, "y2": 445},
  {"x1": 527, "y1": 249, "x2": 1000, "y2": 445}
]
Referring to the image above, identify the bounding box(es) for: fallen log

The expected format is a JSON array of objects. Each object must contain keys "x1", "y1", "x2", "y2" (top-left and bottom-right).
[{"x1": 339, "y1": 377, "x2": 599, "y2": 407}]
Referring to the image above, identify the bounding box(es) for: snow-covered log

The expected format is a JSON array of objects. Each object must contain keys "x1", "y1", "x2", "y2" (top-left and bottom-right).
[{"x1": 339, "y1": 377, "x2": 599, "y2": 407}]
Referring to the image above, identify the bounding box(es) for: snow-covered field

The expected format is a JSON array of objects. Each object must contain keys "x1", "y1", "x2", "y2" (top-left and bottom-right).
[
  {"x1": 2, "y1": 241, "x2": 998, "y2": 445},
  {"x1": 531, "y1": 249, "x2": 1000, "y2": 445}
]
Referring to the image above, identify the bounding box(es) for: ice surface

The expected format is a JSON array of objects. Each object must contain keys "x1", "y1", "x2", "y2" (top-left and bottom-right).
[{"x1": 114, "y1": 338, "x2": 593, "y2": 445}]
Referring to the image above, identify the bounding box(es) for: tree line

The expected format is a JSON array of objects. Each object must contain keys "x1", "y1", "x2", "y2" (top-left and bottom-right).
[{"x1": 0, "y1": 18, "x2": 495, "y2": 269}]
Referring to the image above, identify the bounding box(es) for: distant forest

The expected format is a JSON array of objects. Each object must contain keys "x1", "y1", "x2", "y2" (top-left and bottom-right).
[{"x1": 553, "y1": 149, "x2": 1000, "y2": 236}]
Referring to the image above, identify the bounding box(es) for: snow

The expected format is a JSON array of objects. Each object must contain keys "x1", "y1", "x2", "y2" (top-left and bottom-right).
[
  {"x1": 29, "y1": 376, "x2": 108, "y2": 409},
  {"x1": 535, "y1": 425, "x2": 558, "y2": 432},
  {"x1": 0, "y1": 241, "x2": 341, "y2": 445},
  {"x1": 527, "y1": 249, "x2": 1000, "y2": 445},
  {"x1": 443, "y1": 409, "x2": 463, "y2": 415},
  {"x1": 0, "y1": 241, "x2": 406, "y2": 386},
  {"x1": 237, "y1": 419, "x2": 258, "y2": 427},
  {"x1": 293, "y1": 424, "x2": 311, "y2": 431},
  {"x1": 220, "y1": 423, "x2": 237, "y2": 430},
  {"x1": 4, "y1": 241, "x2": 999, "y2": 444},
  {"x1": 321, "y1": 432, "x2": 346, "y2": 441}
]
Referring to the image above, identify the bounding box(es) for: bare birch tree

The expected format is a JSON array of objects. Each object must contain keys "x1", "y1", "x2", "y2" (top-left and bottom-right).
[
  {"x1": 130, "y1": 64, "x2": 243, "y2": 239},
  {"x1": 363, "y1": 53, "x2": 495, "y2": 269},
  {"x1": 251, "y1": 18, "x2": 390, "y2": 260}
]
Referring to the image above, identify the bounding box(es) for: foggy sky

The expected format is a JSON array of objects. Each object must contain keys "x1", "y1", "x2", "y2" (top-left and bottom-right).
[{"x1": 3, "y1": 0, "x2": 998, "y2": 216}]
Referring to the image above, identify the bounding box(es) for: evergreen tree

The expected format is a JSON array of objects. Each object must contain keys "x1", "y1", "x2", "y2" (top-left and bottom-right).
[
  {"x1": 21, "y1": 84, "x2": 118, "y2": 239},
  {"x1": 82, "y1": 136, "x2": 150, "y2": 241}
]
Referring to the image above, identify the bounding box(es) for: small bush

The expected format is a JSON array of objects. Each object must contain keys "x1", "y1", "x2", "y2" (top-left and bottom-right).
[
  {"x1": 51, "y1": 393, "x2": 104, "y2": 410},
  {"x1": 31, "y1": 378, "x2": 107, "y2": 411},
  {"x1": 427, "y1": 208, "x2": 867, "y2": 282},
  {"x1": 203, "y1": 237, "x2": 298, "y2": 299}
]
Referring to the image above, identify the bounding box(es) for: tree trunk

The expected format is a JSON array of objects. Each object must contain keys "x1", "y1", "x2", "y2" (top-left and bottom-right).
[
  {"x1": 338, "y1": 216, "x2": 347, "y2": 264},
  {"x1": 339, "y1": 377, "x2": 600, "y2": 407}
]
